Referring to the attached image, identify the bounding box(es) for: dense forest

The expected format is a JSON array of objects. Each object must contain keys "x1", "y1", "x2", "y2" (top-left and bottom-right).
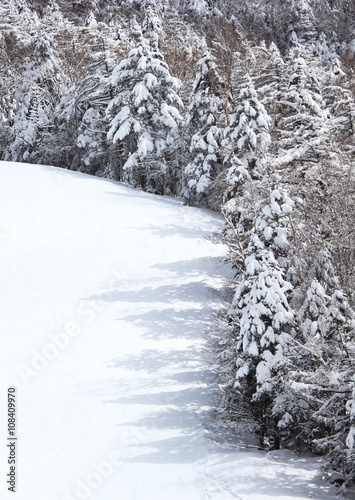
[{"x1": 0, "y1": 0, "x2": 354, "y2": 493}]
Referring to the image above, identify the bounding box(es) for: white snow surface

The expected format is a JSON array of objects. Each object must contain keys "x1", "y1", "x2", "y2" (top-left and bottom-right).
[{"x1": 0, "y1": 162, "x2": 337, "y2": 500}]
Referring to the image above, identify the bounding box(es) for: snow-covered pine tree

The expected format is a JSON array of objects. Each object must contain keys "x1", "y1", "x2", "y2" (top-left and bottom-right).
[
  {"x1": 323, "y1": 79, "x2": 355, "y2": 139},
  {"x1": 185, "y1": 0, "x2": 210, "y2": 17},
  {"x1": 3, "y1": 29, "x2": 65, "y2": 163},
  {"x1": 106, "y1": 15, "x2": 183, "y2": 193},
  {"x1": 76, "y1": 107, "x2": 107, "y2": 175},
  {"x1": 272, "y1": 49, "x2": 329, "y2": 211},
  {"x1": 300, "y1": 278, "x2": 330, "y2": 347},
  {"x1": 274, "y1": 247, "x2": 355, "y2": 461},
  {"x1": 141, "y1": 1, "x2": 163, "y2": 52},
  {"x1": 274, "y1": 49, "x2": 328, "y2": 170},
  {"x1": 255, "y1": 186, "x2": 294, "y2": 258},
  {"x1": 8, "y1": 0, "x2": 40, "y2": 32},
  {"x1": 310, "y1": 248, "x2": 339, "y2": 295},
  {"x1": 98, "y1": 0, "x2": 116, "y2": 25},
  {"x1": 141, "y1": 0, "x2": 169, "y2": 17},
  {"x1": 314, "y1": 31, "x2": 343, "y2": 75},
  {"x1": 229, "y1": 242, "x2": 294, "y2": 445},
  {"x1": 42, "y1": 0, "x2": 66, "y2": 27},
  {"x1": 221, "y1": 184, "x2": 295, "y2": 447},
  {"x1": 287, "y1": 0, "x2": 318, "y2": 54},
  {"x1": 73, "y1": 34, "x2": 116, "y2": 174},
  {"x1": 182, "y1": 51, "x2": 225, "y2": 205},
  {"x1": 288, "y1": 290, "x2": 354, "y2": 468},
  {"x1": 223, "y1": 75, "x2": 271, "y2": 171},
  {"x1": 255, "y1": 42, "x2": 286, "y2": 101},
  {"x1": 221, "y1": 74, "x2": 273, "y2": 275},
  {"x1": 252, "y1": 44, "x2": 289, "y2": 159},
  {"x1": 53, "y1": 26, "x2": 121, "y2": 170},
  {"x1": 218, "y1": 74, "x2": 272, "y2": 216},
  {"x1": 85, "y1": 10, "x2": 98, "y2": 27},
  {"x1": 49, "y1": 82, "x2": 83, "y2": 168}
]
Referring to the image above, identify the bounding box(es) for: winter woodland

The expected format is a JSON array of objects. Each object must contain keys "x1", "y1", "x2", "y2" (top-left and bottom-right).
[{"x1": 0, "y1": 0, "x2": 354, "y2": 492}]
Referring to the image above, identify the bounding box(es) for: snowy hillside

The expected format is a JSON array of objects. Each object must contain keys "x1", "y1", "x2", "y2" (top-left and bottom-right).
[{"x1": 0, "y1": 162, "x2": 337, "y2": 499}]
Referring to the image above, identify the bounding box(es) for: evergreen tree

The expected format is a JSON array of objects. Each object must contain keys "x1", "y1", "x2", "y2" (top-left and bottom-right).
[
  {"x1": 324, "y1": 79, "x2": 355, "y2": 138},
  {"x1": 301, "y1": 279, "x2": 330, "y2": 345},
  {"x1": 274, "y1": 50, "x2": 328, "y2": 168},
  {"x1": 273, "y1": 248, "x2": 355, "y2": 461},
  {"x1": 255, "y1": 42, "x2": 286, "y2": 102},
  {"x1": 53, "y1": 27, "x2": 120, "y2": 170},
  {"x1": 252, "y1": 43, "x2": 288, "y2": 159},
  {"x1": 42, "y1": 0, "x2": 66, "y2": 27},
  {"x1": 223, "y1": 75, "x2": 271, "y2": 170},
  {"x1": 9, "y1": 0, "x2": 40, "y2": 31},
  {"x1": 288, "y1": 0, "x2": 318, "y2": 53},
  {"x1": 185, "y1": 0, "x2": 210, "y2": 16},
  {"x1": 76, "y1": 107, "x2": 107, "y2": 175},
  {"x1": 311, "y1": 248, "x2": 339, "y2": 294},
  {"x1": 221, "y1": 184, "x2": 295, "y2": 446},
  {"x1": 182, "y1": 51, "x2": 225, "y2": 205},
  {"x1": 106, "y1": 19, "x2": 183, "y2": 193},
  {"x1": 3, "y1": 30, "x2": 65, "y2": 163}
]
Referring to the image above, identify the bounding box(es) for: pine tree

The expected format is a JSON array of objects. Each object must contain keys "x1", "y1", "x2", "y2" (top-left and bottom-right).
[
  {"x1": 76, "y1": 107, "x2": 107, "y2": 175},
  {"x1": 3, "y1": 29, "x2": 65, "y2": 163},
  {"x1": 324, "y1": 79, "x2": 355, "y2": 138},
  {"x1": 185, "y1": 0, "x2": 210, "y2": 16},
  {"x1": 311, "y1": 248, "x2": 339, "y2": 294},
  {"x1": 301, "y1": 279, "x2": 330, "y2": 345},
  {"x1": 42, "y1": 0, "x2": 66, "y2": 27},
  {"x1": 223, "y1": 75, "x2": 271, "y2": 170},
  {"x1": 52, "y1": 26, "x2": 121, "y2": 170},
  {"x1": 274, "y1": 248, "x2": 355, "y2": 459},
  {"x1": 9, "y1": 0, "x2": 40, "y2": 32},
  {"x1": 182, "y1": 51, "x2": 225, "y2": 205},
  {"x1": 255, "y1": 42, "x2": 286, "y2": 101},
  {"x1": 229, "y1": 241, "x2": 294, "y2": 445},
  {"x1": 221, "y1": 184, "x2": 295, "y2": 447},
  {"x1": 217, "y1": 74, "x2": 272, "y2": 215},
  {"x1": 288, "y1": 0, "x2": 318, "y2": 53},
  {"x1": 252, "y1": 44, "x2": 288, "y2": 158},
  {"x1": 106, "y1": 18, "x2": 183, "y2": 193},
  {"x1": 255, "y1": 186, "x2": 294, "y2": 258},
  {"x1": 274, "y1": 50, "x2": 328, "y2": 169}
]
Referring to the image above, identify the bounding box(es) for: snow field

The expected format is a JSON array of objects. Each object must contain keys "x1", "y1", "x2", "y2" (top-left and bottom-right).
[{"x1": 0, "y1": 162, "x2": 337, "y2": 499}]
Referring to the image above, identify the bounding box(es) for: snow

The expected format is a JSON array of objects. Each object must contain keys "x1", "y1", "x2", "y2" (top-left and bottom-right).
[
  {"x1": 160, "y1": 102, "x2": 180, "y2": 129},
  {"x1": 113, "y1": 118, "x2": 133, "y2": 142},
  {"x1": 248, "y1": 341, "x2": 259, "y2": 356},
  {"x1": 144, "y1": 72, "x2": 158, "y2": 89},
  {"x1": 0, "y1": 162, "x2": 337, "y2": 500},
  {"x1": 137, "y1": 132, "x2": 155, "y2": 156},
  {"x1": 346, "y1": 426, "x2": 355, "y2": 449},
  {"x1": 77, "y1": 132, "x2": 90, "y2": 148},
  {"x1": 114, "y1": 105, "x2": 131, "y2": 123},
  {"x1": 133, "y1": 81, "x2": 151, "y2": 106}
]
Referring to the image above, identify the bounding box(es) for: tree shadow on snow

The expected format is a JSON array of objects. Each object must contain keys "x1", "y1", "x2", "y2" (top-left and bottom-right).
[
  {"x1": 106, "y1": 347, "x2": 212, "y2": 373},
  {"x1": 80, "y1": 256, "x2": 236, "y2": 466},
  {"x1": 85, "y1": 281, "x2": 222, "y2": 305},
  {"x1": 200, "y1": 450, "x2": 336, "y2": 499}
]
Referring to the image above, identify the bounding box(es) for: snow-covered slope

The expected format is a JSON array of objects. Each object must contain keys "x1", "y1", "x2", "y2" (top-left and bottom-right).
[{"x1": 0, "y1": 162, "x2": 336, "y2": 499}]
